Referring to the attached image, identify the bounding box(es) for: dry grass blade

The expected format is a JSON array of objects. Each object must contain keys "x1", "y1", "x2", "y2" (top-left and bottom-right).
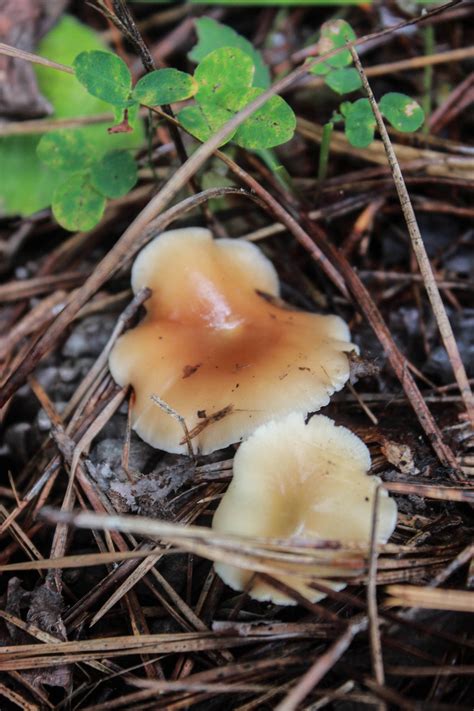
[
  {"x1": 385, "y1": 586, "x2": 474, "y2": 612},
  {"x1": 0, "y1": 41, "x2": 73, "y2": 73},
  {"x1": 385, "y1": 665, "x2": 474, "y2": 677},
  {"x1": 38, "y1": 508, "x2": 369, "y2": 583},
  {"x1": 0, "y1": 610, "x2": 111, "y2": 674},
  {"x1": 0, "y1": 681, "x2": 39, "y2": 711},
  {"x1": 297, "y1": 119, "x2": 474, "y2": 180},
  {"x1": 366, "y1": 488, "x2": 386, "y2": 711},
  {"x1": 0, "y1": 631, "x2": 316, "y2": 671},
  {"x1": 384, "y1": 482, "x2": 474, "y2": 501}
]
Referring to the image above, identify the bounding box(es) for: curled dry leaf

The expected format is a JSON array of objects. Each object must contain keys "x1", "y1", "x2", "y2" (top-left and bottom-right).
[{"x1": 381, "y1": 438, "x2": 419, "y2": 475}]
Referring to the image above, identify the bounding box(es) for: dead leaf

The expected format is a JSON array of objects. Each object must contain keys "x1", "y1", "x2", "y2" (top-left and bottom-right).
[{"x1": 381, "y1": 439, "x2": 419, "y2": 475}]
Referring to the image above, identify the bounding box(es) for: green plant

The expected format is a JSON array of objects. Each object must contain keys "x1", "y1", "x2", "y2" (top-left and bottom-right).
[
  {"x1": 37, "y1": 131, "x2": 138, "y2": 230},
  {"x1": 39, "y1": 37, "x2": 295, "y2": 230},
  {"x1": 179, "y1": 46, "x2": 295, "y2": 150},
  {"x1": 28, "y1": 17, "x2": 424, "y2": 231},
  {"x1": 187, "y1": 18, "x2": 292, "y2": 188},
  {"x1": 308, "y1": 19, "x2": 425, "y2": 178},
  {"x1": 0, "y1": 16, "x2": 142, "y2": 219},
  {"x1": 34, "y1": 51, "x2": 197, "y2": 230},
  {"x1": 72, "y1": 45, "x2": 295, "y2": 152},
  {"x1": 73, "y1": 51, "x2": 198, "y2": 114},
  {"x1": 189, "y1": 17, "x2": 270, "y2": 89}
]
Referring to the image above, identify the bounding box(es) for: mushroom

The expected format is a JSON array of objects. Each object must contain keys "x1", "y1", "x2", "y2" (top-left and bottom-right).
[
  {"x1": 109, "y1": 228, "x2": 354, "y2": 454},
  {"x1": 212, "y1": 413, "x2": 397, "y2": 605}
]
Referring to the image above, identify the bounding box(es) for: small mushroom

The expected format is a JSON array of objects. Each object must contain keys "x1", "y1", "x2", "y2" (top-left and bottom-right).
[
  {"x1": 212, "y1": 413, "x2": 397, "y2": 605},
  {"x1": 109, "y1": 228, "x2": 354, "y2": 454}
]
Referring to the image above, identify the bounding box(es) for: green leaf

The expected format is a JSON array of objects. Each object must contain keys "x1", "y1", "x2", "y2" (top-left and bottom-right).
[
  {"x1": 194, "y1": 47, "x2": 254, "y2": 105},
  {"x1": 52, "y1": 173, "x2": 106, "y2": 231},
  {"x1": 233, "y1": 88, "x2": 296, "y2": 150},
  {"x1": 178, "y1": 105, "x2": 236, "y2": 146},
  {"x1": 379, "y1": 92, "x2": 425, "y2": 132},
  {"x1": 90, "y1": 151, "x2": 138, "y2": 198},
  {"x1": 178, "y1": 105, "x2": 212, "y2": 142},
  {"x1": 189, "y1": 18, "x2": 270, "y2": 89},
  {"x1": 325, "y1": 67, "x2": 362, "y2": 95},
  {"x1": 73, "y1": 50, "x2": 132, "y2": 106},
  {"x1": 132, "y1": 68, "x2": 197, "y2": 106},
  {"x1": 339, "y1": 101, "x2": 352, "y2": 117},
  {"x1": 319, "y1": 19, "x2": 356, "y2": 69},
  {"x1": 308, "y1": 59, "x2": 331, "y2": 76},
  {"x1": 0, "y1": 16, "x2": 143, "y2": 219},
  {"x1": 37, "y1": 131, "x2": 91, "y2": 170},
  {"x1": 257, "y1": 148, "x2": 293, "y2": 190},
  {"x1": 344, "y1": 98, "x2": 376, "y2": 148}
]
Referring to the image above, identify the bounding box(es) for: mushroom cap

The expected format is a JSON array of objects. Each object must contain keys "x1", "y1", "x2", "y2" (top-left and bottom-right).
[
  {"x1": 212, "y1": 413, "x2": 398, "y2": 605},
  {"x1": 109, "y1": 228, "x2": 354, "y2": 454}
]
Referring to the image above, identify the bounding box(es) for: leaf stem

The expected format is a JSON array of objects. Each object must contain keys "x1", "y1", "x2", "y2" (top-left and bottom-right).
[
  {"x1": 318, "y1": 121, "x2": 333, "y2": 183},
  {"x1": 422, "y1": 25, "x2": 435, "y2": 134}
]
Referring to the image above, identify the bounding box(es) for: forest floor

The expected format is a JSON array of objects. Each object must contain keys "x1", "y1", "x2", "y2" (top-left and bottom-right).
[{"x1": 0, "y1": 1, "x2": 473, "y2": 709}]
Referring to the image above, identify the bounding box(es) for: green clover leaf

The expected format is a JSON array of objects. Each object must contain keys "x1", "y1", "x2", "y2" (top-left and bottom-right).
[
  {"x1": 178, "y1": 105, "x2": 237, "y2": 146},
  {"x1": 344, "y1": 98, "x2": 376, "y2": 148},
  {"x1": 73, "y1": 50, "x2": 133, "y2": 106},
  {"x1": 132, "y1": 68, "x2": 197, "y2": 106},
  {"x1": 325, "y1": 67, "x2": 362, "y2": 95},
  {"x1": 90, "y1": 151, "x2": 138, "y2": 199},
  {"x1": 379, "y1": 93, "x2": 425, "y2": 132},
  {"x1": 37, "y1": 130, "x2": 91, "y2": 171},
  {"x1": 52, "y1": 173, "x2": 106, "y2": 231},
  {"x1": 319, "y1": 20, "x2": 356, "y2": 69},
  {"x1": 189, "y1": 17, "x2": 270, "y2": 89},
  {"x1": 194, "y1": 47, "x2": 254, "y2": 105},
  {"x1": 233, "y1": 88, "x2": 296, "y2": 150}
]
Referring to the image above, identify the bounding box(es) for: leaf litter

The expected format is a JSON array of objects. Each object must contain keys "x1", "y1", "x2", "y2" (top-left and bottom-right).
[{"x1": 0, "y1": 2, "x2": 473, "y2": 709}]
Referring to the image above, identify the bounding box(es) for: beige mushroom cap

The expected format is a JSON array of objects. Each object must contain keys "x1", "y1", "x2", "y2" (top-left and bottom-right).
[
  {"x1": 109, "y1": 228, "x2": 354, "y2": 454},
  {"x1": 212, "y1": 413, "x2": 398, "y2": 605}
]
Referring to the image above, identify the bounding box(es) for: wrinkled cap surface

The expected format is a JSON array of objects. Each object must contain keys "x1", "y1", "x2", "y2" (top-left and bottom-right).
[
  {"x1": 213, "y1": 413, "x2": 398, "y2": 605},
  {"x1": 109, "y1": 228, "x2": 354, "y2": 454}
]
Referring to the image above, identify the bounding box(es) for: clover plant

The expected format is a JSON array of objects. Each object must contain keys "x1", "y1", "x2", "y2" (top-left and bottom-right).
[
  {"x1": 308, "y1": 20, "x2": 425, "y2": 180},
  {"x1": 34, "y1": 17, "x2": 425, "y2": 231}
]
